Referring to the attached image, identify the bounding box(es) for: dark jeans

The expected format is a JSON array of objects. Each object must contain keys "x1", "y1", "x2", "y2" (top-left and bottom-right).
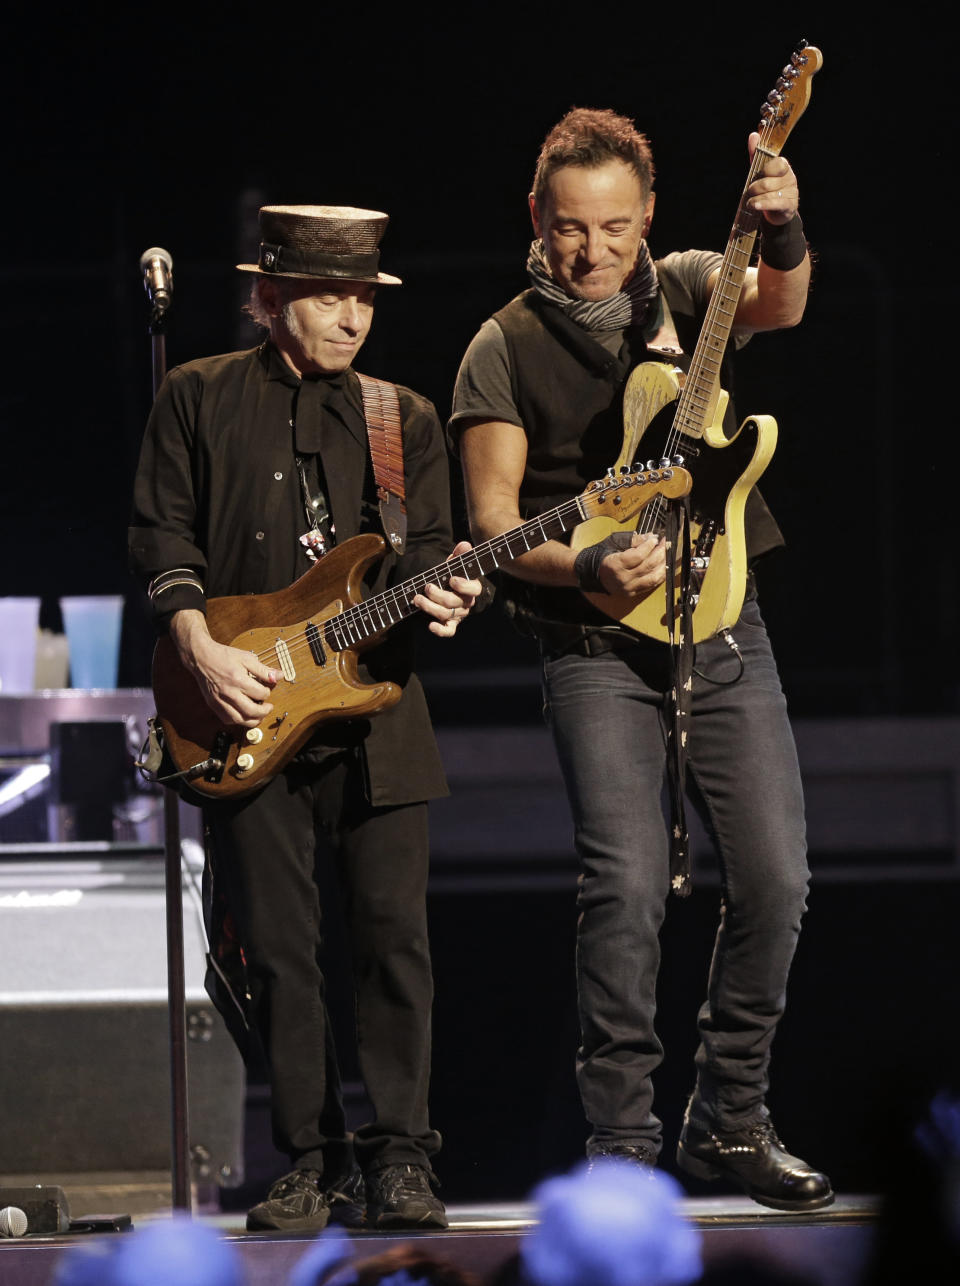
[
  {"x1": 542, "y1": 597, "x2": 809, "y2": 1153},
  {"x1": 204, "y1": 750, "x2": 440, "y2": 1177}
]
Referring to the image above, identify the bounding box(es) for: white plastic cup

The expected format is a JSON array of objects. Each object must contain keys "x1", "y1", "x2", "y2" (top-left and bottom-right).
[
  {"x1": 60, "y1": 595, "x2": 124, "y2": 690},
  {"x1": 0, "y1": 597, "x2": 41, "y2": 695}
]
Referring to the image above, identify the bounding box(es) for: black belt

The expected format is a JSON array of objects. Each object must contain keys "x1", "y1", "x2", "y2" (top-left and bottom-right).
[{"x1": 539, "y1": 624, "x2": 642, "y2": 661}]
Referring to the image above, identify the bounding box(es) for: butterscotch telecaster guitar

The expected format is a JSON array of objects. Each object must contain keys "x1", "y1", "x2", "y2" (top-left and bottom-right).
[
  {"x1": 154, "y1": 464, "x2": 691, "y2": 799},
  {"x1": 570, "y1": 41, "x2": 822, "y2": 643}
]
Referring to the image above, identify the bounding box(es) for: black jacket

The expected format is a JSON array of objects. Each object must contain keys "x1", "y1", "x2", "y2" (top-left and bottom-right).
[{"x1": 129, "y1": 342, "x2": 451, "y2": 805}]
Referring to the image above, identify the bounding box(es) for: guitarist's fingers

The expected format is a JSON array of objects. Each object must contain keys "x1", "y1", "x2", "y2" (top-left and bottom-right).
[
  {"x1": 600, "y1": 536, "x2": 667, "y2": 596},
  {"x1": 196, "y1": 644, "x2": 276, "y2": 727},
  {"x1": 443, "y1": 543, "x2": 483, "y2": 606},
  {"x1": 447, "y1": 574, "x2": 482, "y2": 605},
  {"x1": 238, "y1": 649, "x2": 279, "y2": 689},
  {"x1": 746, "y1": 145, "x2": 799, "y2": 225},
  {"x1": 414, "y1": 583, "x2": 474, "y2": 638}
]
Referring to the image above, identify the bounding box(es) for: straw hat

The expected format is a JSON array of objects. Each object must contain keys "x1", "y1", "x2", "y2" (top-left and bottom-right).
[{"x1": 237, "y1": 204, "x2": 401, "y2": 285}]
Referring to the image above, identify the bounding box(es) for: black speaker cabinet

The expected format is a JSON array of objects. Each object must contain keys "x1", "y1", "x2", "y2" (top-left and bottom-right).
[{"x1": 0, "y1": 855, "x2": 244, "y2": 1187}]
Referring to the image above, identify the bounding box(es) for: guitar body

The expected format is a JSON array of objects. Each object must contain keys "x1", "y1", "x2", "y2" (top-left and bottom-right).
[
  {"x1": 153, "y1": 534, "x2": 401, "y2": 801},
  {"x1": 570, "y1": 360, "x2": 777, "y2": 643},
  {"x1": 564, "y1": 43, "x2": 822, "y2": 644}
]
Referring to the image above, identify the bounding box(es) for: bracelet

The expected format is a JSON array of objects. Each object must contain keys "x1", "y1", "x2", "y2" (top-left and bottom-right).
[{"x1": 759, "y1": 215, "x2": 807, "y2": 271}]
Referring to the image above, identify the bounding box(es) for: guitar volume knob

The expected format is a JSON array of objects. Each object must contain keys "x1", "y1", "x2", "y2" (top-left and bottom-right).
[
  {"x1": 245, "y1": 727, "x2": 264, "y2": 743},
  {"x1": 236, "y1": 753, "x2": 255, "y2": 772}
]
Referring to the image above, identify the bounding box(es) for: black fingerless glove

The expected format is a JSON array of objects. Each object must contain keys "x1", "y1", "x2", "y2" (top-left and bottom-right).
[{"x1": 573, "y1": 531, "x2": 636, "y2": 593}]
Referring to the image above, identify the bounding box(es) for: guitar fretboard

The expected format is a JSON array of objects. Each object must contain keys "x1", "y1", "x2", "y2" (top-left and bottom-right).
[{"x1": 322, "y1": 494, "x2": 587, "y2": 651}]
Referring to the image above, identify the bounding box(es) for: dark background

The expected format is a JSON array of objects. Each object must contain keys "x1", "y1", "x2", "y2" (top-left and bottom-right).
[
  {"x1": 3, "y1": 11, "x2": 957, "y2": 1200},
  {"x1": 1, "y1": 11, "x2": 953, "y2": 716}
]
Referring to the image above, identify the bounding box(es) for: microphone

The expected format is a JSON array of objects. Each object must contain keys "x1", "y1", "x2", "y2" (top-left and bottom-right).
[
  {"x1": 0, "y1": 1206, "x2": 28, "y2": 1237},
  {"x1": 140, "y1": 246, "x2": 173, "y2": 314}
]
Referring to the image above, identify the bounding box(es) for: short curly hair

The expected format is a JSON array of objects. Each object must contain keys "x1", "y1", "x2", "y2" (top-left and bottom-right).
[{"x1": 532, "y1": 108, "x2": 655, "y2": 206}]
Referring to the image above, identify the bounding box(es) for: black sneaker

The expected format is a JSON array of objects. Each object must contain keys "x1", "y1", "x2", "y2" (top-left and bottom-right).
[
  {"x1": 325, "y1": 1163, "x2": 366, "y2": 1228},
  {"x1": 365, "y1": 1163, "x2": 448, "y2": 1229},
  {"x1": 246, "y1": 1168, "x2": 330, "y2": 1232}
]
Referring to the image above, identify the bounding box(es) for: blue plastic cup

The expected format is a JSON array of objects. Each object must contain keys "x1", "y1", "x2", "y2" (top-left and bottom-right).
[{"x1": 60, "y1": 596, "x2": 124, "y2": 690}]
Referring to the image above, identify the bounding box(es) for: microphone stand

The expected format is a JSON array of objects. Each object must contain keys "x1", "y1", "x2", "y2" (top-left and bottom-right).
[{"x1": 146, "y1": 293, "x2": 191, "y2": 1214}]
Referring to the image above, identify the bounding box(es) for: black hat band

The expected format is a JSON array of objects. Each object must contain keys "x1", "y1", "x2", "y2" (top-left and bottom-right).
[{"x1": 259, "y1": 242, "x2": 381, "y2": 277}]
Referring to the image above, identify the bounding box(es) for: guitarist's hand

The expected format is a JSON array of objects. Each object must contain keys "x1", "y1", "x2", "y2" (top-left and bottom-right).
[
  {"x1": 595, "y1": 532, "x2": 667, "y2": 598},
  {"x1": 414, "y1": 540, "x2": 482, "y2": 638},
  {"x1": 170, "y1": 609, "x2": 278, "y2": 728},
  {"x1": 746, "y1": 131, "x2": 799, "y2": 225}
]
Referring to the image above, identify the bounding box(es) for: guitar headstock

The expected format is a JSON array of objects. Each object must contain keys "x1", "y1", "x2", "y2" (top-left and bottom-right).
[
  {"x1": 758, "y1": 40, "x2": 823, "y2": 156},
  {"x1": 580, "y1": 465, "x2": 693, "y2": 523}
]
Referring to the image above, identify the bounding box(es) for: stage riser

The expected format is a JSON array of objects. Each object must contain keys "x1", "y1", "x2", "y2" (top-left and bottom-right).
[{"x1": 0, "y1": 1222, "x2": 876, "y2": 1286}]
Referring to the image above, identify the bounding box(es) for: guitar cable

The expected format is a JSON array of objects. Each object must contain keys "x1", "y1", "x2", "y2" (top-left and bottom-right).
[
  {"x1": 135, "y1": 718, "x2": 223, "y2": 786},
  {"x1": 693, "y1": 628, "x2": 744, "y2": 685}
]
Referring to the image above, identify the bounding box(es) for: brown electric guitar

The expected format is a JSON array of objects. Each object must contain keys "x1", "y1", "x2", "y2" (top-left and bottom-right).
[
  {"x1": 570, "y1": 41, "x2": 822, "y2": 643},
  {"x1": 153, "y1": 463, "x2": 691, "y2": 799}
]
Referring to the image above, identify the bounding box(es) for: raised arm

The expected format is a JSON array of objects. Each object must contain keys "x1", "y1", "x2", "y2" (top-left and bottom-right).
[{"x1": 724, "y1": 132, "x2": 811, "y2": 334}]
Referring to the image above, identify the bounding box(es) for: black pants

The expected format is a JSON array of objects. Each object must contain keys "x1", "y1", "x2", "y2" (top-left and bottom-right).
[{"x1": 204, "y1": 749, "x2": 440, "y2": 1177}]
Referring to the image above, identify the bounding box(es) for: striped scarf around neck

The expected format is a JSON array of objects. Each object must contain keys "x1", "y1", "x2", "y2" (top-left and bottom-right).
[{"x1": 526, "y1": 238, "x2": 658, "y2": 332}]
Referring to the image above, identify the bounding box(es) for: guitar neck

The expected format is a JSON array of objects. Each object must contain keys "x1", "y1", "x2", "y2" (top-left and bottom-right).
[
  {"x1": 323, "y1": 495, "x2": 587, "y2": 651},
  {"x1": 670, "y1": 40, "x2": 822, "y2": 441},
  {"x1": 672, "y1": 174, "x2": 764, "y2": 441}
]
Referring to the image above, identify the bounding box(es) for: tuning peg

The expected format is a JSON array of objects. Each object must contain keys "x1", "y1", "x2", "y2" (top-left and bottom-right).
[{"x1": 605, "y1": 466, "x2": 616, "y2": 479}]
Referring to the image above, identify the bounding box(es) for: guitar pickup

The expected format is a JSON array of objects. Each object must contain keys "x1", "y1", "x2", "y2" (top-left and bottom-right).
[
  {"x1": 275, "y1": 638, "x2": 296, "y2": 681},
  {"x1": 306, "y1": 622, "x2": 326, "y2": 667}
]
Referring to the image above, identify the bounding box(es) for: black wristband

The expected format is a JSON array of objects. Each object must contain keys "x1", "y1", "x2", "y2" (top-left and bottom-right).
[
  {"x1": 574, "y1": 532, "x2": 634, "y2": 594},
  {"x1": 574, "y1": 543, "x2": 606, "y2": 593},
  {"x1": 759, "y1": 215, "x2": 807, "y2": 271}
]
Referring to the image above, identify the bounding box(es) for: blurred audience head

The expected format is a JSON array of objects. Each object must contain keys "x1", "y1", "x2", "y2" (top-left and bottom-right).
[
  {"x1": 55, "y1": 1214, "x2": 244, "y2": 1286},
  {"x1": 297, "y1": 1239, "x2": 479, "y2": 1286},
  {"x1": 518, "y1": 1159, "x2": 701, "y2": 1286},
  {"x1": 860, "y1": 1089, "x2": 960, "y2": 1284}
]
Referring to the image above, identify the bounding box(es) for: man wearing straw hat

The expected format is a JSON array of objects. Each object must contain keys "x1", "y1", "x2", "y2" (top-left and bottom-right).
[{"x1": 130, "y1": 205, "x2": 480, "y2": 1232}]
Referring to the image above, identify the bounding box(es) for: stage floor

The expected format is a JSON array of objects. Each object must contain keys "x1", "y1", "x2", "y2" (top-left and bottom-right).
[{"x1": 0, "y1": 1193, "x2": 879, "y2": 1286}]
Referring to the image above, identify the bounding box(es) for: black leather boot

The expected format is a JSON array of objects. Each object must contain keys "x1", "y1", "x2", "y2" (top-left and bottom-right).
[{"x1": 677, "y1": 1113, "x2": 834, "y2": 1212}]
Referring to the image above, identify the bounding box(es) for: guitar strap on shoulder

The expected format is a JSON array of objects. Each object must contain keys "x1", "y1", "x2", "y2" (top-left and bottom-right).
[{"x1": 357, "y1": 372, "x2": 407, "y2": 555}]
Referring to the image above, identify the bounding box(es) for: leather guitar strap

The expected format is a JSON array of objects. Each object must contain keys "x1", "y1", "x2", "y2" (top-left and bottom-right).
[
  {"x1": 664, "y1": 496, "x2": 694, "y2": 897},
  {"x1": 357, "y1": 372, "x2": 407, "y2": 555}
]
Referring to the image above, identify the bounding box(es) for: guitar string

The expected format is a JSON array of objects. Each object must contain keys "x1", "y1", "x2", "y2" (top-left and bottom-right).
[
  {"x1": 245, "y1": 492, "x2": 593, "y2": 670},
  {"x1": 632, "y1": 101, "x2": 781, "y2": 543},
  {"x1": 245, "y1": 476, "x2": 672, "y2": 672}
]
